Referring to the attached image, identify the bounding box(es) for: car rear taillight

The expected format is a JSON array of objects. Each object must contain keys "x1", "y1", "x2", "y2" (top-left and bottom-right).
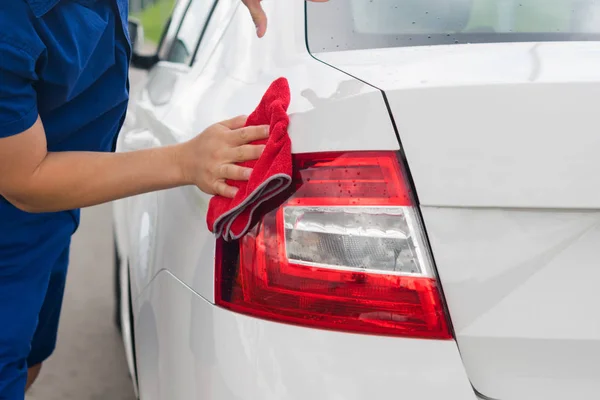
[{"x1": 216, "y1": 151, "x2": 451, "y2": 339}]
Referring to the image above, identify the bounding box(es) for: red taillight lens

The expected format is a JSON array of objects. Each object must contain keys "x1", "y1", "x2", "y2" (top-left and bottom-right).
[{"x1": 216, "y1": 152, "x2": 451, "y2": 339}]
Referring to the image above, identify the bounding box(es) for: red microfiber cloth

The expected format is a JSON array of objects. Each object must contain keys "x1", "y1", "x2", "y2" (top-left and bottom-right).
[{"x1": 207, "y1": 77, "x2": 292, "y2": 241}]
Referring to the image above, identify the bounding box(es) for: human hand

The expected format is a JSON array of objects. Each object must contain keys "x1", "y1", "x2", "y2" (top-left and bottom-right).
[
  {"x1": 178, "y1": 115, "x2": 269, "y2": 198},
  {"x1": 242, "y1": 0, "x2": 329, "y2": 38}
]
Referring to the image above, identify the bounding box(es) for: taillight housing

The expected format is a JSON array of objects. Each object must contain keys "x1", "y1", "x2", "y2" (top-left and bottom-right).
[{"x1": 216, "y1": 151, "x2": 451, "y2": 339}]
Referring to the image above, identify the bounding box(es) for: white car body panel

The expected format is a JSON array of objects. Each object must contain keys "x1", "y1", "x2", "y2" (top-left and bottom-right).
[
  {"x1": 315, "y1": 43, "x2": 600, "y2": 399},
  {"x1": 116, "y1": 0, "x2": 398, "y2": 301},
  {"x1": 134, "y1": 269, "x2": 476, "y2": 400},
  {"x1": 114, "y1": 1, "x2": 600, "y2": 399},
  {"x1": 316, "y1": 42, "x2": 600, "y2": 208},
  {"x1": 423, "y1": 207, "x2": 600, "y2": 399},
  {"x1": 115, "y1": 1, "x2": 468, "y2": 399}
]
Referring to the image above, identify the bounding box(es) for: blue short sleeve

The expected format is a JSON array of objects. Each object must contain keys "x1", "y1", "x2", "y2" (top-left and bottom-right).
[{"x1": 0, "y1": 40, "x2": 39, "y2": 138}]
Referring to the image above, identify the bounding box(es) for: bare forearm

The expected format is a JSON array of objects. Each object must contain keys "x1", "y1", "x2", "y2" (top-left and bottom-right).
[
  {"x1": 12, "y1": 145, "x2": 186, "y2": 213},
  {"x1": 0, "y1": 115, "x2": 269, "y2": 212}
]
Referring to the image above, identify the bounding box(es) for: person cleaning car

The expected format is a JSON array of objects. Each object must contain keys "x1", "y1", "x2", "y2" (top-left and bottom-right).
[{"x1": 0, "y1": 0, "x2": 328, "y2": 398}]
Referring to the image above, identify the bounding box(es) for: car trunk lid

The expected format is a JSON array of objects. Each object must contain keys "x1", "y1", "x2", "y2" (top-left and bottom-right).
[{"x1": 315, "y1": 41, "x2": 600, "y2": 400}]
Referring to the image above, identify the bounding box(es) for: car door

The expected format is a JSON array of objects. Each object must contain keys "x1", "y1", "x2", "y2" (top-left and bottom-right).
[
  {"x1": 132, "y1": 0, "x2": 242, "y2": 303},
  {"x1": 116, "y1": 0, "x2": 220, "y2": 302},
  {"x1": 121, "y1": 3, "x2": 244, "y2": 399}
]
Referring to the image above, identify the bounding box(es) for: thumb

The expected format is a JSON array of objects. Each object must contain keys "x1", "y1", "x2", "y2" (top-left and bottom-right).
[{"x1": 243, "y1": 0, "x2": 267, "y2": 38}]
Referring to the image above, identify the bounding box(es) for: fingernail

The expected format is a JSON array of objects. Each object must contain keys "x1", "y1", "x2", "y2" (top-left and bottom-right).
[
  {"x1": 263, "y1": 126, "x2": 269, "y2": 136},
  {"x1": 244, "y1": 169, "x2": 252, "y2": 179}
]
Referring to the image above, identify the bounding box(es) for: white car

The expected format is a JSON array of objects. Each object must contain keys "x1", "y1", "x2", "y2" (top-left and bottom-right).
[{"x1": 113, "y1": 1, "x2": 600, "y2": 399}]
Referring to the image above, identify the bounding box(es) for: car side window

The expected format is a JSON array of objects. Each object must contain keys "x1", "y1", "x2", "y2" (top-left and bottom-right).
[
  {"x1": 166, "y1": 0, "x2": 217, "y2": 65},
  {"x1": 129, "y1": 0, "x2": 185, "y2": 58}
]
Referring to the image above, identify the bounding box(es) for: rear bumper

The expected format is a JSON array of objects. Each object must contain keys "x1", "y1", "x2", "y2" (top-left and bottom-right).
[{"x1": 134, "y1": 270, "x2": 477, "y2": 400}]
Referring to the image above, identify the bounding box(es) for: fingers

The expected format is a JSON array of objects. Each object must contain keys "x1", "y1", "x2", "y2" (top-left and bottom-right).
[
  {"x1": 218, "y1": 115, "x2": 269, "y2": 145},
  {"x1": 213, "y1": 180, "x2": 238, "y2": 199},
  {"x1": 211, "y1": 163, "x2": 254, "y2": 199},
  {"x1": 242, "y1": 0, "x2": 329, "y2": 38},
  {"x1": 218, "y1": 164, "x2": 252, "y2": 181},
  {"x1": 220, "y1": 115, "x2": 248, "y2": 130},
  {"x1": 243, "y1": 0, "x2": 267, "y2": 37},
  {"x1": 230, "y1": 125, "x2": 269, "y2": 145},
  {"x1": 228, "y1": 144, "x2": 265, "y2": 163}
]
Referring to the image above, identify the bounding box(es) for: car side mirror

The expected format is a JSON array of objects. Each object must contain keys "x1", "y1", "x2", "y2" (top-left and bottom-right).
[
  {"x1": 128, "y1": 17, "x2": 159, "y2": 70},
  {"x1": 128, "y1": 17, "x2": 145, "y2": 53}
]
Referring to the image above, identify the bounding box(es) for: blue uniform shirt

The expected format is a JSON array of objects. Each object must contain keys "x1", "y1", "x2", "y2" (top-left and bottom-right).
[
  {"x1": 0, "y1": 0, "x2": 130, "y2": 238},
  {"x1": 0, "y1": 1, "x2": 131, "y2": 396}
]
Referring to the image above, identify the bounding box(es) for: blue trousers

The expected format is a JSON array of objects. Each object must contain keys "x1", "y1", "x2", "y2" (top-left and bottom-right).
[{"x1": 0, "y1": 219, "x2": 73, "y2": 399}]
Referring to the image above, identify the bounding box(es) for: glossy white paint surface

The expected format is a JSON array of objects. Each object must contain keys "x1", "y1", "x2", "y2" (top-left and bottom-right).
[
  {"x1": 316, "y1": 42, "x2": 600, "y2": 208},
  {"x1": 115, "y1": 1, "x2": 600, "y2": 398},
  {"x1": 134, "y1": 270, "x2": 476, "y2": 400},
  {"x1": 116, "y1": 0, "x2": 398, "y2": 302},
  {"x1": 422, "y1": 207, "x2": 600, "y2": 399},
  {"x1": 114, "y1": 2, "x2": 460, "y2": 400},
  {"x1": 316, "y1": 43, "x2": 600, "y2": 398}
]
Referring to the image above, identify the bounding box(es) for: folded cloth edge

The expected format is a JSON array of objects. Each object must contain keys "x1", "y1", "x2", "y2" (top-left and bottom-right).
[
  {"x1": 212, "y1": 172, "x2": 292, "y2": 241},
  {"x1": 224, "y1": 175, "x2": 291, "y2": 241}
]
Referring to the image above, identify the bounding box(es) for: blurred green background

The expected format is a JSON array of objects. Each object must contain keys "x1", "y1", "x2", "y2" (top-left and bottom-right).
[{"x1": 131, "y1": 0, "x2": 176, "y2": 44}]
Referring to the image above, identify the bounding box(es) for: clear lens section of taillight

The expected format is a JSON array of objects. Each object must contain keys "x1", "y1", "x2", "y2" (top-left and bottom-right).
[
  {"x1": 284, "y1": 206, "x2": 428, "y2": 275},
  {"x1": 216, "y1": 152, "x2": 452, "y2": 339}
]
